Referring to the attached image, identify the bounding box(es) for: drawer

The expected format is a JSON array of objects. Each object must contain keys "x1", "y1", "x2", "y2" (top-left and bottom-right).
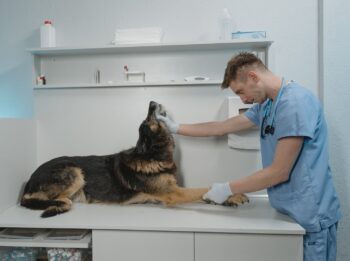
[
  {"x1": 93, "y1": 230, "x2": 193, "y2": 261},
  {"x1": 195, "y1": 232, "x2": 302, "y2": 261}
]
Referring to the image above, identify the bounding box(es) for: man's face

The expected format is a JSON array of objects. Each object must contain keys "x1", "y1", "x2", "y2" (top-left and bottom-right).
[{"x1": 229, "y1": 73, "x2": 266, "y2": 104}]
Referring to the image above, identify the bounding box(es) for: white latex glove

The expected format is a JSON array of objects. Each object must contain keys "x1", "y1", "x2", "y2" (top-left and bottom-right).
[
  {"x1": 156, "y1": 115, "x2": 179, "y2": 134},
  {"x1": 203, "y1": 182, "x2": 233, "y2": 204}
]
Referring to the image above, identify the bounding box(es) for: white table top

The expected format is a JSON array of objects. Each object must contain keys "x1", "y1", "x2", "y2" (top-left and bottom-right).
[{"x1": 0, "y1": 196, "x2": 304, "y2": 235}]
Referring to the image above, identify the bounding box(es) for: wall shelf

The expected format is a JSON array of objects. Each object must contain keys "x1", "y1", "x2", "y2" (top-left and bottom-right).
[
  {"x1": 0, "y1": 232, "x2": 91, "y2": 248},
  {"x1": 27, "y1": 39, "x2": 273, "y2": 56},
  {"x1": 33, "y1": 80, "x2": 222, "y2": 90},
  {"x1": 28, "y1": 39, "x2": 272, "y2": 90}
]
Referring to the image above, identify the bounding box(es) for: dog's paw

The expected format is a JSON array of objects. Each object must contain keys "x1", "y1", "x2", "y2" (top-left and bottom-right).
[
  {"x1": 223, "y1": 193, "x2": 249, "y2": 207},
  {"x1": 203, "y1": 198, "x2": 221, "y2": 205}
]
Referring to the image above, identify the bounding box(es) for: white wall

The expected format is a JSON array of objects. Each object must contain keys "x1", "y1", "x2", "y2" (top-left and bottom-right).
[
  {"x1": 0, "y1": 120, "x2": 36, "y2": 212},
  {"x1": 323, "y1": 0, "x2": 350, "y2": 260}
]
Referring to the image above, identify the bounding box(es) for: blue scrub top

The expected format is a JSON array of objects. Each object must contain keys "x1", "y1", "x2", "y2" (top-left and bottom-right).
[{"x1": 244, "y1": 81, "x2": 341, "y2": 232}]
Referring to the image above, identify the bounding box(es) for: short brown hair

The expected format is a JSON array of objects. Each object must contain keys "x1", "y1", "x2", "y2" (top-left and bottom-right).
[{"x1": 221, "y1": 52, "x2": 267, "y2": 89}]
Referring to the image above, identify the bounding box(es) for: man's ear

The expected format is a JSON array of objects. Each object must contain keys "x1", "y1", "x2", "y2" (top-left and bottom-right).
[{"x1": 247, "y1": 71, "x2": 259, "y2": 82}]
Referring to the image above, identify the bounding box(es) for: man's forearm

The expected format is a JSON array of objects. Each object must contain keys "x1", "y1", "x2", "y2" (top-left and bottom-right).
[
  {"x1": 229, "y1": 166, "x2": 289, "y2": 194},
  {"x1": 177, "y1": 115, "x2": 255, "y2": 137},
  {"x1": 177, "y1": 122, "x2": 225, "y2": 137}
]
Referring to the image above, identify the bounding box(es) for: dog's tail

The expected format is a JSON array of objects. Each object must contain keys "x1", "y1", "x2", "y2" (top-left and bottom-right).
[{"x1": 20, "y1": 196, "x2": 72, "y2": 218}]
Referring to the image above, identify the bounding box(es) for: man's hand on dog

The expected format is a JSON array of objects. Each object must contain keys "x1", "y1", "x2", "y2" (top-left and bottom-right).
[
  {"x1": 156, "y1": 114, "x2": 179, "y2": 134},
  {"x1": 203, "y1": 182, "x2": 233, "y2": 204}
]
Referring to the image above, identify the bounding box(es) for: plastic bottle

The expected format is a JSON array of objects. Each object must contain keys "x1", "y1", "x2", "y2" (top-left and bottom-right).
[
  {"x1": 219, "y1": 8, "x2": 233, "y2": 41},
  {"x1": 40, "y1": 20, "x2": 56, "y2": 47}
]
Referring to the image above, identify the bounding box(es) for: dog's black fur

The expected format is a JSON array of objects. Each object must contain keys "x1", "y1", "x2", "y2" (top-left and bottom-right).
[{"x1": 21, "y1": 101, "x2": 248, "y2": 218}]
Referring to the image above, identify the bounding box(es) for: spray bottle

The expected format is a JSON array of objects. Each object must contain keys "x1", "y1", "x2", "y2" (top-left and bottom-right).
[{"x1": 219, "y1": 8, "x2": 234, "y2": 41}]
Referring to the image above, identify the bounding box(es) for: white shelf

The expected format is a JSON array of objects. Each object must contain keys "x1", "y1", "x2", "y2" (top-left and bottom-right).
[
  {"x1": 27, "y1": 39, "x2": 273, "y2": 56},
  {"x1": 0, "y1": 232, "x2": 91, "y2": 248},
  {"x1": 33, "y1": 80, "x2": 222, "y2": 90}
]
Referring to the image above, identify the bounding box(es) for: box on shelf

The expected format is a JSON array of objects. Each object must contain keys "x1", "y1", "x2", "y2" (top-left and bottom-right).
[
  {"x1": 232, "y1": 31, "x2": 266, "y2": 39},
  {"x1": 0, "y1": 247, "x2": 38, "y2": 261},
  {"x1": 47, "y1": 248, "x2": 87, "y2": 261}
]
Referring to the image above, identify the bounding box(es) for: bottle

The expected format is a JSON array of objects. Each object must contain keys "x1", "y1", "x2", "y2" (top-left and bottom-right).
[
  {"x1": 219, "y1": 8, "x2": 233, "y2": 41},
  {"x1": 40, "y1": 20, "x2": 56, "y2": 47}
]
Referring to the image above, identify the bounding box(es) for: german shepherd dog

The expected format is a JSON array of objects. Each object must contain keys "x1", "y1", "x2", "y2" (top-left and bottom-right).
[{"x1": 21, "y1": 101, "x2": 248, "y2": 218}]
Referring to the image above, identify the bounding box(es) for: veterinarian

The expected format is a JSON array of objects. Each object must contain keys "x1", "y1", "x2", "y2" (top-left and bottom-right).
[{"x1": 157, "y1": 52, "x2": 341, "y2": 261}]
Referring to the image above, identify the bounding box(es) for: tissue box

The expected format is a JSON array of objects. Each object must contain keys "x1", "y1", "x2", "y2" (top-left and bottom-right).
[
  {"x1": 232, "y1": 31, "x2": 266, "y2": 39},
  {"x1": 114, "y1": 27, "x2": 163, "y2": 44},
  {"x1": 0, "y1": 247, "x2": 38, "y2": 261},
  {"x1": 47, "y1": 248, "x2": 87, "y2": 261}
]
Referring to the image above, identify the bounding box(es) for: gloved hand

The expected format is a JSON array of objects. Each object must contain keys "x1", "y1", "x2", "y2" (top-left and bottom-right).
[
  {"x1": 203, "y1": 182, "x2": 233, "y2": 204},
  {"x1": 156, "y1": 114, "x2": 179, "y2": 134}
]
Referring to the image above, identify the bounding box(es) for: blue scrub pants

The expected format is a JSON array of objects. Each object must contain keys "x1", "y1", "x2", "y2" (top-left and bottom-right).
[{"x1": 303, "y1": 223, "x2": 338, "y2": 261}]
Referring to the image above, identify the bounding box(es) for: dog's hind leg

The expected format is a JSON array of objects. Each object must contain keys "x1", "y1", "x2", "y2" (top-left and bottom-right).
[
  {"x1": 22, "y1": 166, "x2": 86, "y2": 218},
  {"x1": 40, "y1": 167, "x2": 85, "y2": 218}
]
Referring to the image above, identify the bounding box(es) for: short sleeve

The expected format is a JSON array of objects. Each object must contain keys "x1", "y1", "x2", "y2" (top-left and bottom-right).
[
  {"x1": 275, "y1": 94, "x2": 319, "y2": 140},
  {"x1": 244, "y1": 103, "x2": 260, "y2": 126}
]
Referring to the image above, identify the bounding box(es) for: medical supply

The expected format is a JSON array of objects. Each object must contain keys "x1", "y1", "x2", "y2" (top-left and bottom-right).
[
  {"x1": 0, "y1": 247, "x2": 38, "y2": 261},
  {"x1": 219, "y1": 8, "x2": 234, "y2": 40},
  {"x1": 47, "y1": 248, "x2": 87, "y2": 261},
  {"x1": 123, "y1": 65, "x2": 145, "y2": 82},
  {"x1": 40, "y1": 20, "x2": 56, "y2": 48},
  {"x1": 232, "y1": 31, "x2": 266, "y2": 39},
  {"x1": 95, "y1": 69, "x2": 101, "y2": 84},
  {"x1": 36, "y1": 75, "x2": 46, "y2": 86},
  {"x1": 113, "y1": 27, "x2": 163, "y2": 45}
]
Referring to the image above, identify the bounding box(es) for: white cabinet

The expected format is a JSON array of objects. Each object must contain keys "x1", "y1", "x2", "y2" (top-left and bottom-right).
[
  {"x1": 92, "y1": 230, "x2": 193, "y2": 261},
  {"x1": 0, "y1": 200, "x2": 303, "y2": 261},
  {"x1": 92, "y1": 230, "x2": 302, "y2": 261}
]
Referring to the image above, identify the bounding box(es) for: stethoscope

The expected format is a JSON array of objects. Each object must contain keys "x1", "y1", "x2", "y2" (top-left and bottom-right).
[{"x1": 260, "y1": 78, "x2": 287, "y2": 139}]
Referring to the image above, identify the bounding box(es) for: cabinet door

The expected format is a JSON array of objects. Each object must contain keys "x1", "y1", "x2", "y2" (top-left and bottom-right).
[
  {"x1": 195, "y1": 233, "x2": 302, "y2": 261},
  {"x1": 93, "y1": 230, "x2": 194, "y2": 261}
]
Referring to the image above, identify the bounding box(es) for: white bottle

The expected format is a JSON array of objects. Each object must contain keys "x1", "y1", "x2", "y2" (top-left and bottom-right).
[
  {"x1": 40, "y1": 20, "x2": 56, "y2": 47},
  {"x1": 219, "y1": 8, "x2": 233, "y2": 41}
]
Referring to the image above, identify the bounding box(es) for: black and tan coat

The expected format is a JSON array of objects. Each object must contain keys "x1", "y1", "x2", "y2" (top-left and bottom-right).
[{"x1": 21, "y1": 101, "x2": 248, "y2": 218}]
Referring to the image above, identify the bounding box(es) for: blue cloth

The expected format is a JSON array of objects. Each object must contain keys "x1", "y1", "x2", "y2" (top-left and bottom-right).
[
  {"x1": 244, "y1": 81, "x2": 341, "y2": 233},
  {"x1": 304, "y1": 223, "x2": 338, "y2": 261}
]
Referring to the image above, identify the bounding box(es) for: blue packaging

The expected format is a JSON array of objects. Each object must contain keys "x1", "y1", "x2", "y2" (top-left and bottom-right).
[{"x1": 232, "y1": 31, "x2": 266, "y2": 39}]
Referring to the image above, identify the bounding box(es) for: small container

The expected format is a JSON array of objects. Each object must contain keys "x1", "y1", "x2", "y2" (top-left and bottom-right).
[
  {"x1": 36, "y1": 75, "x2": 46, "y2": 86},
  {"x1": 123, "y1": 65, "x2": 145, "y2": 82},
  {"x1": 40, "y1": 20, "x2": 56, "y2": 48},
  {"x1": 47, "y1": 248, "x2": 87, "y2": 261},
  {"x1": 94, "y1": 69, "x2": 101, "y2": 84},
  {"x1": 0, "y1": 247, "x2": 38, "y2": 261},
  {"x1": 219, "y1": 8, "x2": 235, "y2": 41},
  {"x1": 232, "y1": 31, "x2": 266, "y2": 39}
]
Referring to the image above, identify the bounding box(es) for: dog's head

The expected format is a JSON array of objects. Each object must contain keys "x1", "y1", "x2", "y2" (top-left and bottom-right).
[{"x1": 135, "y1": 101, "x2": 175, "y2": 159}]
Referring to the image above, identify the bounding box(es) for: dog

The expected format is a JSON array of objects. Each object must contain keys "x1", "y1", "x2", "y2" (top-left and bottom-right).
[{"x1": 20, "y1": 101, "x2": 248, "y2": 217}]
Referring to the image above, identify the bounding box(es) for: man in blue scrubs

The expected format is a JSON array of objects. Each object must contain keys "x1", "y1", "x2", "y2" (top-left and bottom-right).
[{"x1": 157, "y1": 52, "x2": 341, "y2": 261}]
